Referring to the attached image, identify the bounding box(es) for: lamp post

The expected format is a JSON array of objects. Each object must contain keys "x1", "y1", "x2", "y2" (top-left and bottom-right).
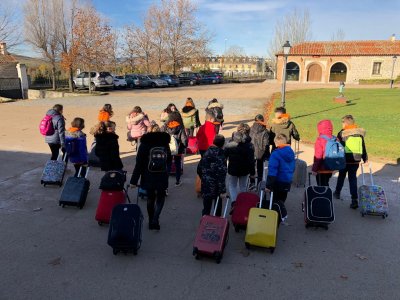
[
  {"x1": 281, "y1": 41, "x2": 291, "y2": 108},
  {"x1": 390, "y1": 55, "x2": 397, "y2": 89}
]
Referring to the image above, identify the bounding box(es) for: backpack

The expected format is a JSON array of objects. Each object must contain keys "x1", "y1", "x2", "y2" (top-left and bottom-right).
[
  {"x1": 321, "y1": 135, "x2": 346, "y2": 170},
  {"x1": 183, "y1": 114, "x2": 195, "y2": 129},
  {"x1": 345, "y1": 136, "x2": 363, "y2": 161},
  {"x1": 148, "y1": 147, "x2": 168, "y2": 173},
  {"x1": 169, "y1": 134, "x2": 179, "y2": 156},
  {"x1": 39, "y1": 115, "x2": 54, "y2": 136},
  {"x1": 213, "y1": 107, "x2": 224, "y2": 123}
]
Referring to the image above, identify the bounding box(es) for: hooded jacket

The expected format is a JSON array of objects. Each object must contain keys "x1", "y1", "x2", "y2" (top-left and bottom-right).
[
  {"x1": 126, "y1": 113, "x2": 151, "y2": 139},
  {"x1": 197, "y1": 121, "x2": 216, "y2": 151},
  {"x1": 266, "y1": 145, "x2": 295, "y2": 191},
  {"x1": 198, "y1": 145, "x2": 227, "y2": 198},
  {"x1": 44, "y1": 109, "x2": 66, "y2": 146},
  {"x1": 98, "y1": 110, "x2": 111, "y2": 122},
  {"x1": 130, "y1": 132, "x2": 172, "y2": 190},
  {"x1": 94, "y1": 132, "x2": 123, "y2": 171},
  {"x1": 225, "y1": 132, "x2": 255, "y2": 177},
  {"x1": 312, "y1": 119, "x2": 334, "y2": 173},
  {"x1": 181, "y1": 106, "x2": 201, "y2": 128},
  {"x1": 250, "y1": 121, "x2": 271, "y2": 160},
  {"x1": 65, "y1": 128, "x2": 88, "y2": 164},
  {"x1": 206, "y1": 102, "x2": 224, "y2": 124},
  {"x1": 337, "y1": 126, "x2": 368, "y2": 163},
  {"x1": 161, "y1": 121, "x2": 188, "y2": 155},
  {"x1": 270, "y1": 113, "x2": 300, "y2": 146}
]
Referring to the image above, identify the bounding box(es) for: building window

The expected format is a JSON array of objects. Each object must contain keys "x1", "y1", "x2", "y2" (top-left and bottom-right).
[{"x1": 372, "y1": 62, "x2": 382, "y2": 75}]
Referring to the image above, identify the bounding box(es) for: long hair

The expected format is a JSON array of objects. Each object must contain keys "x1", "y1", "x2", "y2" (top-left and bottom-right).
[{"x1": 102, "y1": 104, "x2": 114, "y2": 116}]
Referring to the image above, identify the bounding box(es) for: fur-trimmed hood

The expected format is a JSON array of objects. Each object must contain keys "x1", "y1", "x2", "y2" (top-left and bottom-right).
[
  {"x1": 226, "y1": 132, "x2": 251, "y2": 148},
  {"x1": 126, "y1": 113, "x2": 147, "y2": 125},
  {"x1": 66, "y1": 128, "x2": 86, "y2": 138},
  {"x1": 207, "y1": 102, "x2": 224, "y2": 109},
  {"x1": 341, "y1": 127, "x2": 366, "y2": 138},
  {"x1": 181, "y1": 107, "x2": 197, "y2": 117},
  {"x1": 272, "y1": 114, "x2": 290, "y2": 126}
]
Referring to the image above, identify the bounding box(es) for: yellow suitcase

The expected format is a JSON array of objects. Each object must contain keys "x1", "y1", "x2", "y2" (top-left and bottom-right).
[{"x1": 245, "y1": 190, "x2": 278, "y2": 253}]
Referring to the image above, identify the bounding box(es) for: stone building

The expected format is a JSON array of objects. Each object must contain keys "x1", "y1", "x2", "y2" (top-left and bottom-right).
[
  {"x1": 276, "y1": 40, "x2": 400, "y2": 83},
  {"x1": 190, "y1": 56, "x2": 265, "y2": 75}
]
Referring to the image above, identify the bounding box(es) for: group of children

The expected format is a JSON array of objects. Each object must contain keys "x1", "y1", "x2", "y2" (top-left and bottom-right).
[{"x1": 43, "y1": 99, "x2": 367, "y2": 230}]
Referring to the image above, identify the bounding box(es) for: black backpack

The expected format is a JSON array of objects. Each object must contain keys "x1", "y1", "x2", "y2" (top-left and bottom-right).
[
  {"x1": 99, "y1": 170, "x2": 126, "y2": 191},
  {"x1": 148, "y1": 147, "x2": 168, "y2": 173}
]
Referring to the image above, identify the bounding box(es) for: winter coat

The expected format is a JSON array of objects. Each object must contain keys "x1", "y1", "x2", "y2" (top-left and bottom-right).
[
  {"x1": 206, "y1": 102, "x2": 224, "y2": 124},
  {"x1": 126, "y1": 113, "x2": 151, "y2": 139},
  {"x1": 266, "y1": 145, "x2": 295, "y2": 191},
  {"x1": 270, "y1": 114, "x2": 300, "y2": 146},
  {"x1": 181, "y1": 106, "x2": 201, "y2": 129},
  {"x1": 161, "y1": 121, "x2": 188, "y2": 155},
  {"x1": 94, "y1": 132, "x2": 123, "y2": 171},
  {"x1": 337, "y1": 126, "x2": 368, "y2": 164},
  {"x1": 250, "y1": 121, "x2": 270, "y2": 160},
  {"x1": 224, "y1": 132, "x2": 255, "y2": 177},
  {"x1": 198, "y1": 146, "x2": 227, "y2": 199},
  {"x1": 44, "y1": 109, "x2": 66, "y2": 146},
  {"x1": 312, "y1": 119, "x2": 334, "y2": 173},
  {"x1": 98, "y1": 110, "x2": 111, "y2": 122},
  {"x1": 197, "y1": 121, "x2": 216, "y2": 151},
  {"x1": 65, "y1": 128, "x2": 88, "y2": 164},
  {"x1": 130, "y1": 132, "x2": 172, "y2": 190}
]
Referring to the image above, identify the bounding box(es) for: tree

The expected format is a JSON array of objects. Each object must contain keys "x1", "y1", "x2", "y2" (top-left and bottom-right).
[
  {"x1": 224, "y1": 45, "x2": 246, "y2": 57},
  {"x1": 331, "y1": 28, "x2": 345, "y2": 41},
  {"x1": 0, "y1": 2, "x2": 21, "y2": 49},
  {"x1": 147, "y1": 4, "x2": 167, "y2": 74}
]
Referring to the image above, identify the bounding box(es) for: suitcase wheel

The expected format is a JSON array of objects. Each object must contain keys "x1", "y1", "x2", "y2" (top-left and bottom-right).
[
  {"x1": 113, "y1": 249, "x2": 119, "y2": 255},
  {"x1": 214, "y1": 252, "x2": 222, "y2": 264},
  {"x1": 79, "y1": 205, "x2": 83, "y2": 209},
  {"x1": 193, "y1": 247, "x2": 200, "y2": 260},
  {"x1": 234, "y1": 224, "x2": 240, "y2": 233},
  {"x1": 245, "y1": 242, "x2": 250, "y2": 249},
  {"x1": 98, "y1": 221, "x2": 103, "y2": 226},
  {"x1": 382, "y1": 214, "x2": 387, "y2": 219},
  {"x1": 270, "y1": 247, "x2": 275, "y2": 254},
  {"x1": 62, "y1": 204, "x2": 65, "y2": 208},
  {"x1": 305, "y1": 223, "x2": 310, "y2": 229},
  {"x1": 360, "y1": 212, "x2": 365, "y2": 217},
  {"x1": 133, "y1": 249, "x2": 138, "y2": 256}
]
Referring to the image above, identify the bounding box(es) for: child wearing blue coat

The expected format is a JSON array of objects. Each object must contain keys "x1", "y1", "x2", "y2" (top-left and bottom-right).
[{"x1": 65, "y1": 118, "x2": 88, "y2": 177}]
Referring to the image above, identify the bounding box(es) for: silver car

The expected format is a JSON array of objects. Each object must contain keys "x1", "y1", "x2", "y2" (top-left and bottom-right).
[
  {"x1": 73, "y1": 71, "x2": 114, "y2": 91},
  {"x1": 143, "y1": 75, "x2": 168, "y2": 88}
]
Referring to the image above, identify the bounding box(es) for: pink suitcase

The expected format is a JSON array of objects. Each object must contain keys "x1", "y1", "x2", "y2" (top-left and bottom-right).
[
  {"x1": 231, "y1": 192, "x2": 260, "y2": 232},
  {"x1": 95, "y1": 190, "x2": 127, "y2": 225},
  {"x1": 186, "y1": 137, "x2": 198, "y2": 155}
]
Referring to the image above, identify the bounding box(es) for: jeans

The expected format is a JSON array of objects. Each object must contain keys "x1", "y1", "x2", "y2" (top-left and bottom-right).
[
  {"x1": 147, "y1": 188, "x2": 166, "y2": 225},
  {"x1": 335, "y1": 163, "x2": 360, "y2": 199},
  {"x1": 316, "y1": 173, "x2": 332, "y2": 186},
  {"x1": 228, "y1": 175, "x2": 249, "y2": 202},
  {"x1": 49, "y1": 143, "x2": 61, "y2": 160},
  {"x1": 202, "y1": 195, "x2": 222, "y2": 216}
]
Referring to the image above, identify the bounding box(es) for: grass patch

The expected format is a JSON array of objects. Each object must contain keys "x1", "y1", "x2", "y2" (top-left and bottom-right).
[{"x1": 270, "y1": 88, "x2": 400, "y2": 162}]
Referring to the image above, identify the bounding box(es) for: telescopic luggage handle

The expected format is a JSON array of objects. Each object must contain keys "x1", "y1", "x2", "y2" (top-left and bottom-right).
[
  {"x1": 295, "y1": 140, "x2": 300, "y2": 159},
  {"x1": 77, "y1": 166, "x2": 90, "y2": 178},
  {"x1": 360, "y1": 163, "x2": 374, "y2": 186},
  {"x1": 213, "y1": 195, "x2": 230, "y2": 218}
]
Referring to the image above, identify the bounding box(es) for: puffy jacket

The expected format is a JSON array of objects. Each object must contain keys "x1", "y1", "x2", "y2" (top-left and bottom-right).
[
  {"x1": 266, "y1": 145, "x2": 295, "y2": 191},
  {"x1": 197, "y1": 121, "x2": 216, "y2": 151},
  {"x1": 98, "y1": 110, "x2": 111, "y2": 122},
  {"x1": 337, "y1": 126, "x2": 368, "y2": 163},
  {"x1": 94, "y1": 132, "x2": 123, "y2": 171},
  {"x1": 181, "y1": 106, "x2": 201, "y2": 129},
  {"x1": 44, "y1": 109, "x2": 66, "y2": 146},
  {"x1": 270, "y1": 114, "x2": 300, "y2": 146},
  {"x1": 250, "y1": 121, "x2": 270, "y2": 160},
  {"x1": 161, "y1": 121, "x2": 188, "y2": 155},
  {"x1": 65, "y1": 128, "x2": 88, "y2": 164},
  {"x1": 126, "y1": 113, "x2": 151, "y2": 139},
  {"x1": 312, "y1": 120, "x2": 334, "y2": 173},
  {"x1": 198, "y1": 146, "x2": 227, "y2": 199},
  {"x1": 225, "y1": 132, "x2": 255, "y2": 177},
  {"x1": 130, "y1": 132, "x2": 172, "y2": 190}
]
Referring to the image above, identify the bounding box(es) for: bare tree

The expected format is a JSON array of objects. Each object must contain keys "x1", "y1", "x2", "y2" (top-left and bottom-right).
[
  {"x1": 331, "y1": 28, "x2": 345, "y2": 41},
  {"x1": 147, "y1": 4, "x2": 167, "y2": 74},
  {"x1": 0, "y1": 2, "x2": 21, "y2": 49},
  {"x1": 224, "y1": 45, "x2": 246, "y2": 57}
]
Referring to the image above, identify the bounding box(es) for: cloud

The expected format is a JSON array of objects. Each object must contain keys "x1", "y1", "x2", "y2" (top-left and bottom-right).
[{"x1": 201, "y1": 0, "x2": 285, "y2": 13}]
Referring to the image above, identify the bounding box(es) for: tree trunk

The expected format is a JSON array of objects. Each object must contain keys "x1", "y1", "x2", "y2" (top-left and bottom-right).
[
  {"x1": 51, "y1": 63, "x2": 56, "y2": 91},
  {"x1": 68, "y1": 67, "x2": 74, "y2": 92}
]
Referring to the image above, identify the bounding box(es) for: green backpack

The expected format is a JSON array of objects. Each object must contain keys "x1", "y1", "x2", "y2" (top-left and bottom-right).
[
  {"x1": 345, "y1": 136, "x2": 363, "y2": 160},
  {"x1": 183, "y1": 115, "x2": 195, "y2": 128}
]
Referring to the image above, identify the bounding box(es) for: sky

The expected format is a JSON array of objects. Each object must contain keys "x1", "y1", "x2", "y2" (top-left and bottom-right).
[{"x1": 8, "y1": 0, "x2": 400, "y2": 57}]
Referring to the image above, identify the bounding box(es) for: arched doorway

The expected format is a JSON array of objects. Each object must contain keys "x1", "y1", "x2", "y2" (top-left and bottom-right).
[
  {"x1": 307, "y1": 64, "x2": 322, "y2": 82},
  {"x1": 286, "y1": 62, "x2": 300, "y2": 81},
  {"x1": 330, "y1": 62, "x2": 347, "y2": 82}
]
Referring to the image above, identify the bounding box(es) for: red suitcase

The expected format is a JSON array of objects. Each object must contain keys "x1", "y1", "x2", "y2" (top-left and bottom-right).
[
  {"x1": 231, "y1": 192, "x2": 260, "y2": 232},
  {"x1": 192, "y1": 197, "x2": 230, "y2": 264},
  {"x1": 169, "y1": 155, "x2": 184, "y2": 175},
  {"x1": 95, "y1": 190, "x2": 127, "y2": 225},
  {"x1": 186, "y1": 137, "x2": 198, "y2": 155}
]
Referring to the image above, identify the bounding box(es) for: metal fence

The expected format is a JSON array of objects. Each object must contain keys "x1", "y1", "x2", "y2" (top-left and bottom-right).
[
  {"x1": 28, "y1": 77, "x2": 70, "y2": 89},
  {"x1": 0, "y1": 78, "x2": 22, "y2": 99}
]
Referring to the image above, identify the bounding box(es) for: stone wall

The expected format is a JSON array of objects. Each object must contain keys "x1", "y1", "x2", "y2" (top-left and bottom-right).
[{"x1": 347, "y1": 56, "x2": 400, "y2": 82}]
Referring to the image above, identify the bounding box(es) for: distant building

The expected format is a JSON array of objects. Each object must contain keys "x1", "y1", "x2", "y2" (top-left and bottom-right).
[
  {"x1": 276, "y1": 40, "x2": 400, "y2": 83},
  {"x1": 0, "y1": 42, "x2": 18, "y2": 78},
  {"x1": 190, "y1": 56, "x2": 266, "y2": 74}
]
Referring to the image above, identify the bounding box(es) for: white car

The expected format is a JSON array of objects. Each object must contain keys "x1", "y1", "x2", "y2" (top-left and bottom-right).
[
  {"x1": 144, "y1": 75, "x2": 168, "y2": 88},
  {"x1": 113, "y1": 75, "x2": 127, "y2": 89}
]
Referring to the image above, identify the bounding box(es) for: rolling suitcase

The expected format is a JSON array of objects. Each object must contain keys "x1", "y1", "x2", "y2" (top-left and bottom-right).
[
  {"x1": 95, "y1": 189, "x2": 127, "y2": 225},
  {"x1": 59, "y1": 167, "x2": 90, "y2": 209},
  {"x1": 186, "y1": 137, "x2": 198, "y2": 155},
  {"x1": 245, "y1": 188, "x2": 278, "y2": 253},
  {"x1": 41, "y1": 152, "x2": 67, "y2": 187},
  {"x1": 293, "y1": 141, "x2": 307, "y2": 187},
  {"x1": 231, "y1": 192, "x2": 260, "y2": 232},
  {"x1": 88, "y1": 141, "x2": 101, "y2": 168},
  {"x1": 192, "y1": 196, "x2": 230, "y2": 264},
  {"x1": 99, "y1": 170, "x2": 126, "y2": 191},
  {"x1": 303, "y1": 173, "x2": 335, "y2": 229},
  {"x1": 169, "y1": 155, "x2": 184, "y2": 175},
  {"x1": 108, "y1": 188, "x2": 143, "y2": 255},
  {"x1": 359, "y1": 163, "x2": 388, "y2": 218}
]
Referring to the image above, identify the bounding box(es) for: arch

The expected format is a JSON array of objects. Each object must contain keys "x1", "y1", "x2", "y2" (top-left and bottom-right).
[
  {"x1": 307, "y1": 63, "x2": 322, "y2": 82},
  {"x1": 330, "y1": 62, "x2": 347, "y2": 82},
  {"x1": 286, "y1": 62, "x2": 300, "y2": 81}
]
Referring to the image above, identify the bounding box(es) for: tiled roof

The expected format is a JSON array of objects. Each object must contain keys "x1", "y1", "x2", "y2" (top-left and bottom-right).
[
  {"x1": 0, "y1": 54, "x2": 18, "y2": 63},
  {"x1": 276, "y1": 40, "x2": 400, "y2": 56}
]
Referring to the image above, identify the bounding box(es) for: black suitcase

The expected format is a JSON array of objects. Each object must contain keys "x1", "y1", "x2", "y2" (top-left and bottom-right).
[
  {"x1": 107, "y1": 188, "x2": 143, "y2": 255},
  {"x1": 59, "y1": 167, "x2": 90, "y2": 209},
  {"x1": 303, "y1": 173, "x2": 335, "y2": 229},
  {"x1": 99, "y1": 170, "x2": 126, "y2": 191},
  {"x1": 88, "y1": 142, "x2": 101, "y2": 168}
]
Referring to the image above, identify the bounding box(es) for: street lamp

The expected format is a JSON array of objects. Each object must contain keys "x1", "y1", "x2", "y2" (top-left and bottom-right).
[
  {"x1": 281, "y1": 41, "x2": 291, "y2": 107},
  {"x1": 390, "y1": 55, "x2": 397, "y2": 89}
]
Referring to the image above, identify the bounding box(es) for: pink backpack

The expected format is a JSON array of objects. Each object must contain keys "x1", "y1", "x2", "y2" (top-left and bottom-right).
[{"x1": 39, "y1": 115, "x2": 54, "y2": 136}]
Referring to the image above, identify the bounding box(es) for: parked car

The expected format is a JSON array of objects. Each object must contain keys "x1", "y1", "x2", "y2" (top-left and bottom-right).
[
  {"x1": 143, "y1": 75, "x2": 168, "y2": 88},
  {"x1": 113, "y1": 75, "x2": 127, "y2": 89},
  {"x1": 73, "y1": 71, "x2": 114, "y2": 91},
  {"x1": 158, "y1": 74, "x2": 180, "y2": 87},
  {"x1": 125, "y1": 74, "x2": 151, "y2": 89},
  {"x1": 201, "y1": 73, "x2": 222, "y2": 84},
  {"x1": 178, "y1": 72, "x2": 202, "y2": 85}
]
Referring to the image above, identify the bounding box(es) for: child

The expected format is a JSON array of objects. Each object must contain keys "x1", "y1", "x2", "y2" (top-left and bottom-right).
[
  {"x1": 65, "y1": 117, "x2": 88, "y2": 177},
  {"x1": 98, "y1": 104, "x2": 113, "y2": 122},
  {"x1": 334, "y1": 115, "x2": 368, "y2": 209},
  {"x1": 126, "y1": 106, "x2": 151, "y2": 145},
  {"x1": 160, "y1": 103, "x2": 178, "y2": 124},
  {"x1": 130, "y1": 130, "x2": 171, "y2": 230},
  {"x1": 311, "y1": 119, "x2": 335, "y2": 186},
  {"x1": 93, "y1": 121, "x2": 123, "y2": 171},
  {"x1": 181, "y1": 97, "x2": 201, "y2": 137},
  {"x1": 197, "y1": 111, "x2": 216, "y2": 157},
  {"x1": 265, "y1": 134, "x2": 295, "y2": 202},
  {"x1": 161, "y1": 111, "x2": 187, "y2": 187},
  {"x1": 249, "y1": 114, "x2": 271, "y2": 189},
  {"x1": 206, "y1": 98, "x2": 224, "y2": 134},
  {"x1": 270, "y1": 107, "x2": 300, "y2": 148},
  {"x1": 44, "y1": 104, "x2": 66, "y2": 160},
  {"x1": 225, "y1": 123, "x2": 255, "y2": 205},
  {"x1": 197, "y1": 135, "x2": 227, "y2": 216}
]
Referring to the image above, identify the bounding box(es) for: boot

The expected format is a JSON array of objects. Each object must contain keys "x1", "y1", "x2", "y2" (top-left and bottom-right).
[
  {"x1": 333, "y1": 191, "x2": 340, "y2": 200},
  {"x1": 350, "y1": 199, "x2": 359, "y2": 209}
]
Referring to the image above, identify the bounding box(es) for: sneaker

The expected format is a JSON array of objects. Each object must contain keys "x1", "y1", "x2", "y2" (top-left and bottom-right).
[
  {"x1": 149, "y1": 223, "x2": 155, "y2": 230},
  {"x1": 248, "y1": 184, "x2": 256, "y2": 191},
  {"x1": 333, "y1": 191, "x2": 341, "y2": 200},
  {"x1": 175, "y1": 181, "x2": 182, "y2": 187},
  {"x1": 165, "y1": 189, "x2": 169, "y2": 196},
  {"x1": 350, "y1": 200, "x2": 359, "y2": 209},
  {"x1": 153, "y1": 223, "x2": 161, "y2": 230}
]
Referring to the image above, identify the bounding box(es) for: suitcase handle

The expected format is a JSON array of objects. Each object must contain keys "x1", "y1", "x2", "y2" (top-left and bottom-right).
[
  {"x1": 213, "y1": 195, "x2": 231, "y2": 218},
  {"x1": 295, "y1": 140, "x2": 300, "y2": 159},
  {"x1": 125, "y1": 185, "x2": 137, "y2": 204},
  {"x1": 360, "y1": 163, "x2": 374, "y2": 186},
  {"x1": 77, "y1": 166, "x2": 90, "y2": 178}
]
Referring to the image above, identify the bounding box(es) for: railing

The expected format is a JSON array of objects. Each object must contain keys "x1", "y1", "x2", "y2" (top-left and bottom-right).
[
  {"x1": 28, "y1": 77, "x2": 70, "y2": 89},
  {"x1": 0, "y1": 78, "x2": 22, "y2": 99}
]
